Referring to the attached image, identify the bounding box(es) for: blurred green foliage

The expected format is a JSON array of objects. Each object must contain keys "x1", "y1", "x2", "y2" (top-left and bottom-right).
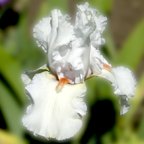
[
  {"x1": 0, "y1": 0, "x2": 144, "y2": 144},
  {"x1": 90, "y1": 0, "x2": 113, "y2": 14},
  {"x1": 114, "y1": 20, "x2": 144, "y2": 70},
  {"x1": 0, "y1": 129, "x2": 27, "y2": 144}
]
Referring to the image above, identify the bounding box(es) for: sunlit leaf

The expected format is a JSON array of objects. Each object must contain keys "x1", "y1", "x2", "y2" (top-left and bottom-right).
[
  {"x1": 0, "y1": 129, "x2": 27, "y2": 144},
  {"x1": 134, "y1": 75, "x2": 144, "y2": 139},
  {"x1": 114, "y1": 20, "x2": 144, "y2": 70}
]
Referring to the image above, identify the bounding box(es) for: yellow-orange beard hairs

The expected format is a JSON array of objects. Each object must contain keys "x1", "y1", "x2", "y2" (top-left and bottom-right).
[
  {"x1": 103, "y1": 63, "x2": 112, "y2": 71},
  {"x1": 56, "y1": 77, "x2": 70, "y2": 92}
]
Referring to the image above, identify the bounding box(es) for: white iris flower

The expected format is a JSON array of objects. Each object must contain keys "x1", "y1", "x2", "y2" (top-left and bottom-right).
[{"x1": 22, "y1": 3, "x2": 136, "y2": 140}]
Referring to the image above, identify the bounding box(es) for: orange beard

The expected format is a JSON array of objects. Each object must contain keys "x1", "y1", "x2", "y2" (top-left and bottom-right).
[
  {"x1": 103, "y1": 63, "x2": 112, "y2": 71},
  {"x1": 56, "y1": 77, "x2": 70, "y2": 92}
]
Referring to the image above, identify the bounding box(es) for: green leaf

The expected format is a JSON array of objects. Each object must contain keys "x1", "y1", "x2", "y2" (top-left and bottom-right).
[
  {"x1": 135, "y1": 75, "x2": 144, "y2": 139},
  {"x1": 89, "y1": 0, "x2": 113, "y2": 14},
  {"x1": 0, "y1": 81, "x2": 24, "y2": 136},
  {"x1": 0, "y1": 129, "x2": 27, "y2": 144},
  {"x1": 114, "y1": 20, "x2": 144, "y2": 70},
  {"x1": 86, "y1": 77, "x2": 115, "y2": 106},
  {"x1": 104, "y1": 29, "x2": 117, "y2": 60},
  {"x1": 39, "y1": 0, "x2": 68, "y2": 15},
  {"x1": 0, "y1": 48, "x2": 26, "y2": 105},
  {"x1": 15, "y1": 17, "x2": 46, "y2": 70},
  {"x1": 48, "y1": 0, "x2": 68, "y2": 11}
]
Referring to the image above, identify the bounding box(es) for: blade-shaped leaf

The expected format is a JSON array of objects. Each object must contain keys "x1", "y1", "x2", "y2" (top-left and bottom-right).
[
  {"x1": 0, "y1": 81, "x2": 24, "y2": 136},
  {"x1": 114, "y1": 20, "x2": 144, "y2": 70},
  {"x1": 89, "y1": 0, "x2": 113, "y2": 14},
  {"x1": 0, "y1": 48, "x2": 26, "y2": 105}
]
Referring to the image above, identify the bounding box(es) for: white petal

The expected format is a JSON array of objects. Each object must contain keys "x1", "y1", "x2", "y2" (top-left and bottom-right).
[
  {"x1": 22, "y1": 71, "x2": 87, "y2": 140},
  {"x1": 98, "y1": 67, "x2": 136, "y2": 98},
  {"x1": 119, "y1": 96, "x2": 130, "y2": 115},
  {"x1": 90, "y1": 46, "x2": 111, "y2": 75},
  {"x1": 54, "y1": 14, "x2": 74, "y2": 47},
  {"x1": 21, "y1": 74, "x2": 31, "y2": 86},
  {"x1": 120, "y1": 106, "x2": 129, "y2": 115},
  {"x1": 33, "y1": 9, "x2": 74, "y2": 58},
  {"x1": 33, "y1": 17, "x2": 51, "y2": 52},
  {"x1": 50, "y1": 38, "x2": 90, "y2": 84},
  {"x1": 75, "y1": 2, "x2": 107, "y2": 48},
  {"x1": 33, "y1": 3, "x2": 107, "y2": 84},
  {"x1": 112, "y1": 67, "x2": 136, "y2": 98},
  {"x1": 98, "y1": 66, "x2": 136, "y2": 114}
]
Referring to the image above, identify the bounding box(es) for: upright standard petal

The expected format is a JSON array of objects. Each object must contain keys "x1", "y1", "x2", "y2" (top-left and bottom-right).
[
  {"x1": 33, "y1": 9, "x2": 74, "y2": 62},
  {"x1": 33, "y1": 17, "x2": 52, "y2": 52},
  {"x1": 32, "y1": 3, "x2": 107, "y2": 84},
  {"x1": 22, "y1": 71, "x2": 87, "y2": 140},
  {"x1": 75, "y1": 2, "x2": 107, "y2": 48},
  {"x1": 50, "y1": 2, "x2": 108, "y2": 83}
]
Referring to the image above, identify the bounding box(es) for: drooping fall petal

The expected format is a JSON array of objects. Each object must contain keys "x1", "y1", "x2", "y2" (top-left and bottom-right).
[{"x1": 22, "y1": 71, "x2": 87, "y2": 140}]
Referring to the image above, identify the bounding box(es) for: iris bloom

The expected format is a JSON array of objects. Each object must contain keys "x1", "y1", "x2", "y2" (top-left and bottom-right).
[{"x1": 22, "y1": 3, "x2": 136, "y2": 140}]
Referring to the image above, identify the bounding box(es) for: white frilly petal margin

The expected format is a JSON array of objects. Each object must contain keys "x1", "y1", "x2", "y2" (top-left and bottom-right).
[
  {"x1": 112, "y1": 67, "x2": 136, "y2": 97},
  {"x1": 98, "y1": 66, "x2": 136, "y2": 114},
  {"x1": 75, "y1": 2, "x2": 107, "y2": 48},
  {"x1": 22, "y1": 71, "x2": 87, "y2": 140},
  {"x1": 33, "y1": 9, "x2": 74, "y2": 54}
]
